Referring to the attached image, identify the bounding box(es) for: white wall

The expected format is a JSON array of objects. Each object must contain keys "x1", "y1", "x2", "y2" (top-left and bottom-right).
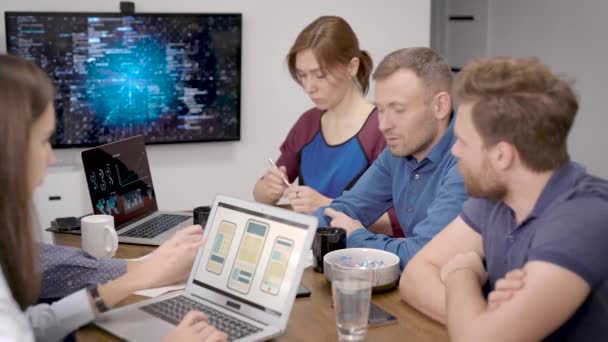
[
  {"x1": 0, "y1": 0, "x2": 431, "y2": 215},
  {"x1": 487, "y1": 0, "x2": 608, "y2": 177}
]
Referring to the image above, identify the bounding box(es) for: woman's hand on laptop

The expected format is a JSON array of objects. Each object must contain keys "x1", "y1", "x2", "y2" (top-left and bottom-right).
[
  {"x1": 164, "y1": 310, "x2": 227, "y2": 342},
  {"x1": 129, "y1": 225, "x2": 205, "y2": 289},
  {"x1": 95, "y1": 226, "x2": 204, "y2": 312}
]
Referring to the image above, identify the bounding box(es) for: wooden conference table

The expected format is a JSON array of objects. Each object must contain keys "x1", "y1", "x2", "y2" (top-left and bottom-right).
[{"x1": 53, "y1": 233, "x2": 448, "y2": 342}]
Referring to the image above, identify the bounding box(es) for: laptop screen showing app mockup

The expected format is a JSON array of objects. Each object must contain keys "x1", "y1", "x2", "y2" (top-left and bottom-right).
[
  {"x1": 93, "y1": 195, "x2": 316, "y2": 341},
  {"x1": 82, "y1": 135, "x2": 158, "y2": 228},
  {"x1": 191, "y1": 200, "x2": 310, "y2": 318}
]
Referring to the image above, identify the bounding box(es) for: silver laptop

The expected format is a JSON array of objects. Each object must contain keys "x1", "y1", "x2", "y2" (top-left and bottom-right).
[
  {"x1": 95, "y1": 195, "x2": 318, "y2": 341},
  {"x1": 81, "y1": 135, "x2": 192, "y2": 246}
]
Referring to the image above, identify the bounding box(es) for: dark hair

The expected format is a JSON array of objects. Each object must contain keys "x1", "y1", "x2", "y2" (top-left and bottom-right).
[
  {"x1": 373, "y1": 47, "x2": 453, "y2": 98},
  {"x1": 453, "y1": 57, "x2": 578, "y2": 171},
  {"x1": 0, "y1": 54, "x2": 54, "y2": 309},
  {"x1": 287, "y1": 16, "x2": 373, "y2": 94}
]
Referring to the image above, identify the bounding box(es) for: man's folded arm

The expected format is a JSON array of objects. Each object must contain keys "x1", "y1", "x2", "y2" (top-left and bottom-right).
[
  {"x1": 446, "y1": 261, "x2": 590, "y2": 342},
  {"x1": 399, "y1": 216, "x2": 483, "y2": 323}
]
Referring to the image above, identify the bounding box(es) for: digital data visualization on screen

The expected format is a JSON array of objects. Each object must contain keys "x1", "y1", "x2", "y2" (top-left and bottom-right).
[
  {"x1": 81, "y1": 135, "x2": 158, "y2": 227},
  {"x1": 5, "y1": 12, "x2": 242, "y2": 147}
]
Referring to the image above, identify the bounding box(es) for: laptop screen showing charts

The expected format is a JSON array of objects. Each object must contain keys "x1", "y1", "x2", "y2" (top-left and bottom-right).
[
  {"x1": 82, "y1": 135, "x2": 158, "y2": 228},
  {"x1": 192, "y1": 201, "x2": 309, "y2": 317}
]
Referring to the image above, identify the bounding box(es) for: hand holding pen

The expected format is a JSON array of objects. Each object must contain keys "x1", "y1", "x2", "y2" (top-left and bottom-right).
[
  {"x1": 266, "y1": 158, "x2": 291, "y2": 186},
  {"x1": 261, "y1": 158, "x2": 290, "y2": 202}
]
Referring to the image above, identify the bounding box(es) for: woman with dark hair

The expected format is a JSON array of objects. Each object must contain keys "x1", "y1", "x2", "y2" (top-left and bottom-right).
[
  {"x1": 0, "y1": 54, "x2": 225, "y2": 342},
  {"x1": 253, "y1": 16, "x2": 397, "y2": 235}
]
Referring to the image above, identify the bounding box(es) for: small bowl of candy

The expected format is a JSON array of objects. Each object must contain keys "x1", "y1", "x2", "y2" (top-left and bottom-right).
[{"x1": 323, "y1": 248, "x2": 401, "y2": 292}]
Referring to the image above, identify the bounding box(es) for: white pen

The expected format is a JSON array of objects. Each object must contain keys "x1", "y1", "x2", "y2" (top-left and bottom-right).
[{"x1": 267, "y1": 158, "x2": 291, "y2": 186}]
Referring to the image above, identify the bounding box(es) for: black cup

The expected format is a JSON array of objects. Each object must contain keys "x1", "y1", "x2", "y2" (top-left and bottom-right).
[
  {"x1": 193, "y1": 206, "x2": 211, "y2": 229},
  {"x1": 312, "y1": 227, "x2": 347, "y2": 273}
]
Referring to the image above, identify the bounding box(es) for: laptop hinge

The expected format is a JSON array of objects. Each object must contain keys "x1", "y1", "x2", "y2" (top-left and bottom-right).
[
  {"x1": 118, "y1": 210, "x2": 156, "y2": 230},
  {"x1": 191, "y1": 293, "x2": 269, "y2": 326}
]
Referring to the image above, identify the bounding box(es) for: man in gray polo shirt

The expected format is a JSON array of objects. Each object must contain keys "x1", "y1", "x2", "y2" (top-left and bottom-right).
[{"x1": 400, "y1": 57, "x2": 608, "y2": 341}]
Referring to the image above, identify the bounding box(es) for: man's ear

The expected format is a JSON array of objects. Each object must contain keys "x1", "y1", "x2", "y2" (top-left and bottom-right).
[
  {"x1": 492, "y1": 141, "x2": 516, "y2": 171},
  {"x1": 433, "y1": 92, "x2": 452, "y2": 120}
]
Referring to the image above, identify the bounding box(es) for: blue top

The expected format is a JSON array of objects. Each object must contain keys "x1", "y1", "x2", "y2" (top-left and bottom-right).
[
  {"x1": 278, "y1": 108, "x2": 403, "y2": 236},
  {"x1": 461, "y1": 161, "x2": 608, "y2": 341},
  {"x1": 277, "y1": 107, "x2": 386, "y2": 196},
  {"x1": 314, "y1": 120, "x2": 467, "y2": 270},
  {"x1": 300, "y1": 131, "x2": 369, "y2": 198}
]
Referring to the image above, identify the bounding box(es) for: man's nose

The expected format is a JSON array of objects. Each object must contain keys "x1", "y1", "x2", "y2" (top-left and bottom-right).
[{"x1": 378, "y1": 113, "x2": 392, "y2": 132}]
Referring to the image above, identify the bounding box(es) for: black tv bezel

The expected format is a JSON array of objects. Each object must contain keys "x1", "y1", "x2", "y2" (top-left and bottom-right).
[{"x1": 4, "y1": 11, "x2": 243, "y2": 148}]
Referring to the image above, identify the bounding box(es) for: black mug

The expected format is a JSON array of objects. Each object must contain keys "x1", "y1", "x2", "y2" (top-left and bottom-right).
[
  {"x1": 312, "y1": 227, "x2": 347, "y2": 273},
  {"x1": 193, "y1": 206, "x2": 211, "y2": 228}
]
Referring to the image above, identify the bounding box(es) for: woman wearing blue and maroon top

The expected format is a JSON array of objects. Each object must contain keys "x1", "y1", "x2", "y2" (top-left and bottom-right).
[{"x1": 253, "y1": 16, "x2": 401, "y2": 236}]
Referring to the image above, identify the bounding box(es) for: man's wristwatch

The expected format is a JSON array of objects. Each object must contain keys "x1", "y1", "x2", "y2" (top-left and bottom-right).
[{"x1": 87, "y1": 285, "x2": 110, "y2": 313}]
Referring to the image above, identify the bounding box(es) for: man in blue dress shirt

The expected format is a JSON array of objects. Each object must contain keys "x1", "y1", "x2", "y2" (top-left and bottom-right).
[{"x1": 314, "y1": 47, "x2": 467, "y2": 270}]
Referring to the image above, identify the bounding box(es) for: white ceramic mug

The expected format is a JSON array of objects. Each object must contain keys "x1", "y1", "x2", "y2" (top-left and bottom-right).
[{"x1": 81, "y1": 215, "x2": 118, "y2": 259}]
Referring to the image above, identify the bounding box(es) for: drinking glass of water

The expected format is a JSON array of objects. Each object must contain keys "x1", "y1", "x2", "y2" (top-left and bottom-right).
[{"x1": 331, "y1": 265, "x2": 373, "y2": 341}]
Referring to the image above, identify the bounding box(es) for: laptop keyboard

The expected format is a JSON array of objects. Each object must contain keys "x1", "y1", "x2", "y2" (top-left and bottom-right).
[
  {"x1": 140, "y1": 295, "x2": 263, "y2": 341},
  {"x1": 120, "y1": 214, "x2": 190, "y2": 238}
]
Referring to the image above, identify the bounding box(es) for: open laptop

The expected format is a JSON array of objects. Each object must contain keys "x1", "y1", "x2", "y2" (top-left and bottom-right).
[
  {"x1": 81, "y1": 135, "x2": 192, "y2": 246},
  {"x1": 95, "y1": 194, "x2": 318, "y2": 341}
]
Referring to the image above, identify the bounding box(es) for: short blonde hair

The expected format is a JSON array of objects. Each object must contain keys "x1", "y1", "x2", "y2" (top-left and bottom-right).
[{"x1": 373, "y1": 47, "x2": 452, "y2": 98}]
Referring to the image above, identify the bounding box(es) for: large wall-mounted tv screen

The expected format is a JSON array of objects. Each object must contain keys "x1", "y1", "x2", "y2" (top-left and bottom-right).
[{"x1": 5, "y1": 12, "x2": 242, "y2": 147}]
